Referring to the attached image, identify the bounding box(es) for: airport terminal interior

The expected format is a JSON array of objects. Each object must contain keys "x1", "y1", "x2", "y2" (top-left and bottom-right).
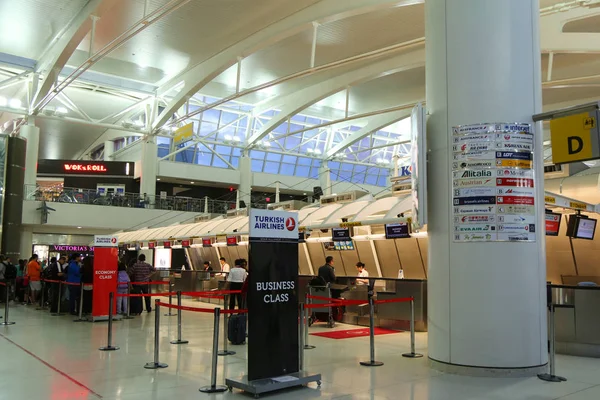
[{"x1": 2, "y1": 0, "x2": 600, "y2": 399}]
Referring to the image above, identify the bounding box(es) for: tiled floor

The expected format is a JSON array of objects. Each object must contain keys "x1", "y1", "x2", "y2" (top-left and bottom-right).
[{"x1": 1, "y1": 298, "x2": 599, "y2": 400}]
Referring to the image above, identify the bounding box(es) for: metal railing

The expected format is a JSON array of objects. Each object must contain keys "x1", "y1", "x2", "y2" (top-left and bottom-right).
[{"x1": 23, "y1": 184, "x2": 236, "y2": 214}]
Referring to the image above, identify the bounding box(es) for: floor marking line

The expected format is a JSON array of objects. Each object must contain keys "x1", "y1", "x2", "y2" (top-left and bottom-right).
[{"x1": 0, "y1": 332, "x2": 103, "y2": 399}]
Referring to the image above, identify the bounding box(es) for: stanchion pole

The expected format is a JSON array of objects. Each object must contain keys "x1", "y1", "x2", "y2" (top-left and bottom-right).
[
  {"x1": 52, "y1": 283, "x2": 64, "y2": 316},
  {"x1": 165, "y1": 290, "x2": 176, "y2": 317},
  {"x1": 218, "y1": 294, "x2": 235, "y2": 356},
  {"x1": 36, "y1": 281, "x2": 47, "y2": 310},
  {"x1": 171, "y1": 291, "x2": 189, "y2": 345},
  {"x1": 122, "y1": 284, "x2": 134, "y2": 320},
  {"x1": 304, "y1": 292, "x2": 315, "y2": 350},
  {"x1": 538, "y1": 303, "x2": 567, "y2": 382},
  {"x1": 73, "y1": 283, "x2": 86, "y2": 322},
  {"x1": 145, "y1": 299, "x2": 168, "y2": 369},
  {"x1": 360, "y1": 294, "x2": 383, "y2": 367},
  {"x1": 1, "y1": 282, "x2": 14, "y2": 325},
  {"x1": 200, "y1": 307, "x2": 227, "y2": 393},
  {"x1": 299, "y1": 302, "x2": 305, "y2": 371},
  {"x1": 402, "y1": 298, "x2": 423, "y2": 358},
  {"x1": 99, "y1": 292, "x2": 119, "y2": 351}
]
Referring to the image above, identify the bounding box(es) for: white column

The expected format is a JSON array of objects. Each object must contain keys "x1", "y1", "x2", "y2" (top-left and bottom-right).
[
  {"x1": 239, "y1": 155, "x2": 252, "y2": 208},
  {"x1": 20, "y1": 122, "x2": 40, "y2": 188},
  {"x1": 104, "y1": 140, "x2": 114, "y2": 160},
  {"x1": 319, "y1": 163, "x2": 331, "y2": 195},
  {"x1": 140, "y1": 136, "x2": 157, "y2": 199},
  {"x1": 20, "y1": 227, "x2": 33, "y2": 259},
  {"x1": 426, "y1": 0, "x2": 546, "y2": 373}
]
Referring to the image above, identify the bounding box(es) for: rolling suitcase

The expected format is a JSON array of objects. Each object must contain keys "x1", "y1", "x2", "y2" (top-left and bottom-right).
[
  {"x1": 130, "y1": 286, "x2": 143, "y2": 315},
  {"x1": 228, "y1": 314, "x2": 247, "y2": 345}
]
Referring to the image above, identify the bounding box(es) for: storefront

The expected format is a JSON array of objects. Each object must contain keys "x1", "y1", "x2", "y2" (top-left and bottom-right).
[{"x1": 32, "y1": 244, "x2": 94, "y2": 263}]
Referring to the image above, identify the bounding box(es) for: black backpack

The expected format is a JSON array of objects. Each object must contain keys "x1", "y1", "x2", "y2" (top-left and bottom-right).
[{"x1": 4, "y1": 263, "x2": 16, "y2": 280}]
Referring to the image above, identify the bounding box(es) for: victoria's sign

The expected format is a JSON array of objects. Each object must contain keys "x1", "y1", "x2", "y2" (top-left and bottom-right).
[
  {"x1": 37, "y1": 159, "x2": 134, "y2": 177},
  {"x1": 50, "y1": 245, "x2": 94, "y2": 252}
]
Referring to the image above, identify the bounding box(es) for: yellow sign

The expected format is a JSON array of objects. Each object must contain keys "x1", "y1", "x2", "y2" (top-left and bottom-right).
[
  {"x1": 340, "y1": 221, "x2": 362, "y2": 228},
  {"x1": 544, "y1": 196, "x2": 556, "y2": 204},
  {"x1": 569, "y1": 201, "x2": 587, "y2": 210},
  {"x1": 496, "y1": 159, "x2": 532, "y2": 168},
  {"x1": 550, "y1": 111, "x2": 600, "y2": 164},
  {"x1": 173, "y1": 123, "x2": 194, "y2": 145}
]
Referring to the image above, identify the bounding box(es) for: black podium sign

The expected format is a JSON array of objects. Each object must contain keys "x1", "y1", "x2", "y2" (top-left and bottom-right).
[{"x1": 248, "y1": 209, "x2": 299, "y2": 381}]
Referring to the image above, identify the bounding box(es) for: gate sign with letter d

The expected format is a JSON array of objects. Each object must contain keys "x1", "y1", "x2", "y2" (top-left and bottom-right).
[{"x1": 550, "y1": 110, "x2": 600, "y2": 164}]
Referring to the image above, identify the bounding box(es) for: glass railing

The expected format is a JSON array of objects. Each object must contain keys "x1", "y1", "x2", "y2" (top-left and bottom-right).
[{"x1": 23, "y1": 184, "x2": 238, "y2": 214}]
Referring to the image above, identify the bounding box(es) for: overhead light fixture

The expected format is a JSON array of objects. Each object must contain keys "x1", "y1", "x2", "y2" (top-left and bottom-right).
[
  {"x1": 190, "y1": 181, "x2": 195, "y2": 184},
  {"x1": 232, "y1": 136, "x2": 241, "y2": 142},
  {"x1": 77, "y1": 226, "x2": 82, "y2": 229},
  {"x1": 9, "y1": 98, "x2": 22, "y2": 109},
  {"x1": 313, "y1": 148, "x2": 322, "y2": 155},
  {"x1": 0, "y1": 97, "x2": 7, "y2": 107},
  {"x1": 56, "y1": 106, "x2": 68, "y2": 115},
  {"x1": 224, "y1": 134, "x2": 233, "y2": 141},
  {"x1": 307, "y1": 148, "x2": 314, "y2": 153},
  {"x1": 133, "y1": 119, "x2": 145, "y2": 128},
  {"x1": 156, "y1": 178, "x2": 161, "y2": 181}
]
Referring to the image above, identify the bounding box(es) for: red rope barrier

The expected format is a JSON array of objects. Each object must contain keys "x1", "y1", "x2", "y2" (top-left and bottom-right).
[
  {"x1": 374, "y1": 297, "x2": 413, "y2": 305},
  {"x1": 129, "y1": 281, "x2": 169, "y2": 286},
  {"x1": 62, "y1": 281, "x2": 82, "y2": 287},
  {"x1": 156, "y1": 301, "x2": 248, "y2": 315},
  {"x1": 306, "y1": 294, "x2": 344, "y2": 302},
  {"x1": 0, "y1": 281, "x2": 5, "y2": 287},
  {"x1": 115, "y1": 292, "x2": 177, "y2": 298},
  {"x1": 305, "y1": 302, "x2": 340, "y2": 309},
  {"x1": 41, "y1": 279, "x2": 61, "y2": 284}
]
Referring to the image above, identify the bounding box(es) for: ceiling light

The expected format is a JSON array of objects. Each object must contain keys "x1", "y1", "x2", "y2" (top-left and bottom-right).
[
  {"x1": 77, "y1": 226, "x2": 82, "y2": 229},
  {"x1": 190, "y1": 181, "x2": 195, "y2": 184},
  {"x1": 9, "y1": 98, "x2": 21, "y2": 108},
  {"x1": 133, "y1": 119, "x2": 145, "y2": 128},
  {"x1": 224, "y1": 134, "x2": 233, "y2": 141},
  {"x1": 232, "y1": 136, "x2": 241, "y2": 142},
  {"x1": 156, "y1": 178, "x2": 161, "y2": 181},
  {"x1": 56, "y1": 106, "x2": 68, "y2": 115},
  {"x1": 170, "y1": 126, "x2": 178, "y2": 132},
  {"x1": 306, "y1": 148, "x2": 314, "y2": 153},
  {"x1": 0, "y1": 97, "x2": 6, "y2": 107},
  {"x1": 313, "y1": 148, "x2": 322, "y2": 155}
]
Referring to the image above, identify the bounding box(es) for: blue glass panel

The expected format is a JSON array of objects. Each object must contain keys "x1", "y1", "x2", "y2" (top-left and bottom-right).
[
  {"x1": 199, "y1": 122, "x2": 217, "y2": 136},
  {"x1": 309, "y1": 167, "x2": 319, "y2": 179},
  {"x1": 266, "y1": 152, "x2": 281, "y2": 162},
  {"x1": 379, "y1": 168, "x2": 390, "y2": 176},
  {"x1": 335, "y1": 171, "x2": 352, "y2": 181},
  {"x1": 157, "y1": 137, "x2": 171, "y2": 145},
  {"x1": 289, "y1": 123, "x2": 303, "y2": 134},
  {"x1": 291, "y1": 114, "x2": 306, "y2": 123},
  {"x1": 340, "y1": 163, "x2": 353, "y2": 171},
  {"x1": 365, "y1": 175, "x2": 378, "y2": 185},
  {"x1": 297, "y1": 157, "x2": 311, "y2": 166},
  {"x1": 157, "y1": 147, "x2": 169, "y2": 158},
  {"x1": 212, "y1": 157, "x2": 229, "y2": 168},
  {"x1": 215, "y1": 145, "x2": 232, "y2": 155},
  {"x1": 232, "y1": 147, "x2": 242, "y2": 156},
  {"x1": 196, "y1": 152, "x2": 212, "y2": 166},
  {"x1": 306, "y1": 117, "x2": 321, "y2": 125},
  {"x1": 295, "y1": 166, "x2": 309, "y2": 177},
  {"x1": 284, "y1": 136, "x2": 301, "y2": 149},
  {"x1": 354, "y1": 165, "x2": 367, "y2": 174},
  {"x1": 203, "y1": 109, "x2": 220, "y2": 123},
  {"x1": 251, "y1": 160, "x2": 264, "y2": 172},
  {"x1": 220, "y1": 111, "x2": 238, "y2": 124},
  {"x1": 282, "y1": 155, "x2": 297, "y2": 164},
  {"x1": 230, "y1": 157, "x2": 240, "y2": 168},
  {"x1": 250, "y1": 150, "x2": 265, "y2": 159},
  {"x1": 328, "y1": 161, "x2": 340, "y2": 169},
  {"x1": 279, "y1": 163, "x2": 295, "y2": 175},
  {"x1": 264, "y1": 161, "x2": 280, "y2": 173},
  {"x1": 378, "y1": 176, "x2": 387, "y2": 186},
  {"x1": 352, "y1": 173, "x2": 365, "y2": 183},
  {"x1": 273, "y1": 122, "x2": 288, "y2": 134}
]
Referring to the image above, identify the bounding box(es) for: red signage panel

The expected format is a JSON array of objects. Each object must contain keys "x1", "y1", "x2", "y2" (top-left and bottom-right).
[
  {"x1": 497, "y1": 196, "x2": 535, "y2": 205},
  {"x1": 226, "y1": 236, "x2": 238, "y2": 246},
  {"x1": 148, "y1": 242, "x2": 156, "y2": 249},
  {"x1": 92, "y1": 247, "x2": 118, "y2": 319},
  {"x1": 181, "y1": 240, "x2": 190, "y2": 248},
  {"x1": 163, "y1": 241, "x2": 171, "y2": 248}
]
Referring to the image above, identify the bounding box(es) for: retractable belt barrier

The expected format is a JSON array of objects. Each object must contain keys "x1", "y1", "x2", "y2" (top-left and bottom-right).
[
  {"x1": 0, "y1": 281, "x2": 14, "y2": 325},
  {"x1": 40, "y1": 279, "x2": 86, "y2": 317},
  {"x1": 129, "y1": 281, "x2": 169, "y2": 286}
]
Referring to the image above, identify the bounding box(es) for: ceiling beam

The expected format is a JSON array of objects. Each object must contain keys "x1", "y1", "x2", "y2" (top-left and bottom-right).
[
  {"x1": 32, "y1": 0, "x2": 120, "y2": 108},
  {"x1": 244, "y1": 49, "x2": 425, "y2": 149},
  {"x1": 326, "y1": 110, "x2": 412, "y2": 158},
  {"x1": 540, "y1": 7, "x2": 600, "y2": 52},
  {"x1": 151, "y1": 0, "x2": 420, "y2": 131}
]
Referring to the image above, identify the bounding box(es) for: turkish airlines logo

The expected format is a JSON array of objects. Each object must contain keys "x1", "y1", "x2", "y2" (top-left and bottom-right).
[
  {"x1": 111, "y1": 237, "x2": 117, "y2": 244},
  {"x1": 285, "y1": 217, "x2": 296, "y2": 231}
]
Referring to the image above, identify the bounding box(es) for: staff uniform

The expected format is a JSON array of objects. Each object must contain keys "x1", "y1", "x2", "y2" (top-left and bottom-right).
[
  {"x1": 227, "y1": 266, "x2": 248, "y2": 310},
  {"x1": 356, "y1": 269, "x2": 369, "y2": 285}
]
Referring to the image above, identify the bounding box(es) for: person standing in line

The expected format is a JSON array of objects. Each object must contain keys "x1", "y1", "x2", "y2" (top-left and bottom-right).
[
  {"x1": 26, "y1": 255, "x2": 42, "y2": 306},
  {"x1": 116, "y1": 262, "x2": 130, "y2": 315},
  {"x1": 47, "y1": 257, "x2": 62, "y2": 313},
  {"x1": 227, "y1": 259, "x2": 248, "y2": 310},
  {"x1": 132, "y1": 254, "x2": 155, "y2": 313},
  {"x1": 0, "y1": 255, "x2": 6, "y2": 303},
  {"x1": 219, "y1": 257, "x2": 230, "y2": 276},
  {"x1": 318, "y1": 256, "x2": 336, "y2": 284},
  {"x1": 66, "y1": 254, "x2": 82, "y2": 315},
  {"x1": 355, "y1": 262, "x2": 369, "y2": 285}
]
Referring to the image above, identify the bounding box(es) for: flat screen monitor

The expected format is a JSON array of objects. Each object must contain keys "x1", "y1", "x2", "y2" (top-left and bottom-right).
[
  {"x1": 202, "y1": 238, "x2": 213, "y2": 247},
  {"x1": 575, "y1": 217, "x2": 597, "y2": 240},
  {"x1": 332, "y1": 227, "x2": 351, "y2": 241},
  {"x1": 385, "y1": 223, "x2": 411, "y2": 239},
  {"x1": 154, "y1": 248, "x2": 171, "y2": 269},
  {"x1": 545, "y1": 212, "x2": 561, "y2": 236},
  {"x1": 334, "y1": 241, "x2": 355, "y2": 251},
  {"x1": 226, "y1": 236, "x2": 238, "y2": 246}
]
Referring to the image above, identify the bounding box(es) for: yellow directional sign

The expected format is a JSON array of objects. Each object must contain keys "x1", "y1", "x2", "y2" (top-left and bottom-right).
[
  {"x1": 173, "y1": 123, "x2": 194, "y2": 145},
  {"x1": 550, "y1": 110, "x2": 600, "y2": 164}
]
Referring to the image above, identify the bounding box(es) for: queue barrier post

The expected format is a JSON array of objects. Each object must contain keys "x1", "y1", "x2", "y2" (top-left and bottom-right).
[
  {"x1": 538, "y1": 303, "x2": 567, "y2": 382},
  {"x1": 299, "y1": 302, "x2": 305, "y2": 371},
  {"x1": 165, "y1": 290, "x2": 176, "y2": 317},
  {"x1": 145, "y1": 299, "x2": 168, "y2": 369},
  {"x1": 122, "y1": 284, "x2": 134, "y2": 320},
  {"x1": 402, "y1": 297, "x2": 423, "y2": 359},
  {"x1": 218, "y1": 294, "x2": 235, "y2": 356},
  {"x1": 99, "y1": 292, "x2": 119, "y2": 351},
  {"x1": 36, "y1": 280, "x2": 47, "y2": 310},
  {"x1": 51, "y1": 282, "x2": 64, "y2": 316},
  {"x1": 360, "y1": 292, "x2": 383, "y2": 367},
  {"x1": 1, "y1": 281, "x2": 15, "y2": 325},
  {"x1": 304, "y1": 292, "x2": 315, "y2": 350},
  {"x1": 73, "y1": 283, "x2": 85, "y2": 322},
  {"x1": 170, "y1": 291, "x2": 189, "y2": 345},
  {"x1": 199, "y1": 307, "x2": 227, "y2": 393}
]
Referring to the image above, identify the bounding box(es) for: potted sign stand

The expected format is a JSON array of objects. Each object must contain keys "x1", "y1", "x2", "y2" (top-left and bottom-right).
[{"x1": 225, "y1": 209, "x2": 321, "y2": 397}]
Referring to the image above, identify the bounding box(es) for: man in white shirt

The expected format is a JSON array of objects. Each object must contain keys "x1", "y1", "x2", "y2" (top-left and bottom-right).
[
  {"x1": 356, "y1": 262, "x2": 369, "y2": 285},
  {"x1": 227, "y1": 259, "x2": 248, "y2": 309},
  {"x1": 219, "y1": 257, "x2": 230, "y2": 276}
]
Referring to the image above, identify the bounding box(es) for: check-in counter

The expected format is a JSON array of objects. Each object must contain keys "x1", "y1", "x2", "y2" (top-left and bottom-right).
[
  {"x1": 552, "y1": 285, "x2": 600, "y2": 358},
  {"x1": 152, "y1": 269, "x2": 227, "y2": 305}
]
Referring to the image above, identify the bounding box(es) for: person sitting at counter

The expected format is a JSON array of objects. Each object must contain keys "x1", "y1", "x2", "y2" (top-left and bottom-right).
[
  {"x1": 219, "y1": 257, "x2": 230, "y2": 276},
  {"x1": 318, "y1": 256, "x2": 336, "y2": 285},
  {"x1": 202, "y1": 261, "x2": 213, "y2": 272},
  {"x1": 355, "y1": 262, "x2": 369, "y2": 285}
]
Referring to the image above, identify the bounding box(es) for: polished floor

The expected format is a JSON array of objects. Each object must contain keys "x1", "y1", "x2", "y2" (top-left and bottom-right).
[{"x1": 1, "y1": 298, "x2": 599, "y2": 400}]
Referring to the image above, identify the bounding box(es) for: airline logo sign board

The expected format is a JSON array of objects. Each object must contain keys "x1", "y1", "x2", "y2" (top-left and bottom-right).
[
  {"x1": 249, "y1": 209, "x2": 299, "y2": 242},
  {"x1": 550, "y1": 110, "x2": 600, "y2": 164},
  {"x1": 94, "y1": 235, "x2": 118, "y2": 247}
]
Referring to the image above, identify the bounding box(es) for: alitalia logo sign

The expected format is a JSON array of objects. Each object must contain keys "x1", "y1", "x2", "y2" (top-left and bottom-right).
[{"x1": 460, "y1": 170, "x2": 492, "y2": 178}]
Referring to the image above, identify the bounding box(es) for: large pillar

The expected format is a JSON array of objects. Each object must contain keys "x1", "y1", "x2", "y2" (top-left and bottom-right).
[
  {"x1": 104, "y1": 140, "x2": 114, "y2": 161},
  {"x1": 140, "y1": 136, "x2": 157, "y2": 200},
  {"x1": 20, "y1": 227, "x2": 33, "y2": 259},
  {"x1": 318, "y1": 163, "x2": 331, "y2": 196},
  {"x1": 239, "y1": 155, "x2": 252, "y2": 208},
  {"x1": 426, "y1": 0, "x2": 547, "y2": 374},
  {"x1": 2, "y1": 136, "x2": 26, "y2": 261},
  {"x1": 20, "y1": 122, "x2": 40, "y2": 189}
]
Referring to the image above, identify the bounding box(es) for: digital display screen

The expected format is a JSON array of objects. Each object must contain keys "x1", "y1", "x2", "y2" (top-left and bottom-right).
[
  {"x1": 332, "y1": 228, "x2": 351, "y2": 241},
  {"x1": 154, "y1": 248, "x2": 171, "y2": 269},
  {"x1": 385, "y1": 223, "x2": 411, "y2": 239},
  {"x1": 334, "y1": 241, "x2": 355, "y2": 251},
  {"x1": 202, "y1": 238, "x2": 212, "y2": 247},
  {"x1": 226, "y1": 236, "x2": 238, "y2": 246},
  {"x1": 545, "y1": 213, "x2": 561, "y2": 236},
  {"x1": 576, "y1": 218, "x2": 597, "y2": 240}
]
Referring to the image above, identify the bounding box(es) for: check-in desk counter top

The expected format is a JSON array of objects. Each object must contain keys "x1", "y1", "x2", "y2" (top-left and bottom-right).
[
  {"x1": 552, "y1": 285, "x2": 600, "y2": 357},
  {"x1": 152, "y1": 270, "x2": 226, "y2": 306},
  {"x1": 299, "y1": 275, "x2": 428, "y2": 331}
]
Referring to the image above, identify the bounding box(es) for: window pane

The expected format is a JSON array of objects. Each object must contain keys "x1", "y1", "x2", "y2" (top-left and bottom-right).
[
  {"x1": 203, "y1": 109, "x2": 220, "y2": 123},
  {"x1": 212, "y1": 157, "x2": 230, "y2": 169},
  {"x1": 197, "y1": 152, "x2": 212, "y2": 166},
  {"x1": 295, "y1": 166, "x2": 309, "y2": 177},
  {"x1": 377, "y1": 176, "x2": 387, "y2": 186},
  {"x1": 250, "y1": 150, "x2": 265, "y2": 160},
  {"x1": 251, "y1": 160, "x2": 264, "y2": 172},
  {"x1": 264, "y1": 161, "x2": 280, "y2": 173},
  {"x1": 215, "y1": 145, "x2": 231, "y2": 155},
  {"x1": 266, "y1": 152, "x2": 281, "y2": 162},
  {"x1": 230, "y1": 157, "x2": 240, "y2": 168},
  {"x1": 282, "y1": 155, "x2": 297, "y2": 164},
  {"x1": 365, "y1": 175, "x2": 378, "y2": 185},
  {"x1": 157, "y1": 137, "x2": 171, "y2": 145},
  {"x1": 279, "y1": 163, "x2": 295, "y2": 175},
  {"x1": 352, "y1": 173, "x2": 365, "y2": 183},
  {"x1": 297, "y1": 157, "x2": 311, "y2": 166},
  {"x1": 340, "y1": 163, "x2": 353, "y2": 171}
]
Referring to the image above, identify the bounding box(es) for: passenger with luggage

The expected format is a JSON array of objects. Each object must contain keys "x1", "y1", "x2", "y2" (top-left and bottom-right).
[
  {"x1": 116, "y1": 262, "x2": 130, "y2": 314},
  {"x1": 227, "y1": 259, "x2": 248, "y2": 310},
  {"x1": 131, "y1": 254, "x2": 155, "y2": 313},
  {"x1": 318, "y1": 256, "x2": 336, "y2": 285}
]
